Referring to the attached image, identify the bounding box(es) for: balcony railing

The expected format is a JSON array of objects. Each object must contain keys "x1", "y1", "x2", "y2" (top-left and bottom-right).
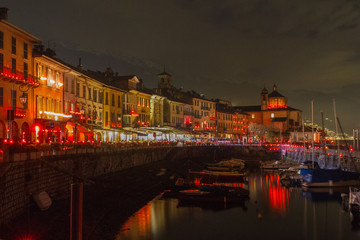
[
  {"x1": 15, "y1": 108, "x2": 26, "y2": 118},
  {"x1": 201, "y1": 106, "x2": 210, "y2": 110},
  {"x1": 0, "y1": 66, "x2": 39, "y2": 87}
]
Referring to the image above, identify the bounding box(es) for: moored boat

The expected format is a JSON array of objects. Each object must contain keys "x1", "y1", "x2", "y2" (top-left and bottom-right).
[
  {"x1": 177, "y1": 185, "x2": 249, "y2": 203},
  {"x1": 302, "y1": 169, "x2": 360, "y2": 188},
  {"x1": 189, "y1": 170, "x2": 247, "y2": 184}
]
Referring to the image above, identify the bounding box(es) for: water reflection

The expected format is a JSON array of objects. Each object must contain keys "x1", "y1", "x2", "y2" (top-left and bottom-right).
[{"x1": 117, "y1": 172, "x2": 355, "y2": 240}]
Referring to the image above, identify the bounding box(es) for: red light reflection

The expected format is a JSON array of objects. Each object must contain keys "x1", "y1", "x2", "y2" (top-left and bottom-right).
[{"x1": 268, "y1": 174, "x2": 288, "y2": 212}]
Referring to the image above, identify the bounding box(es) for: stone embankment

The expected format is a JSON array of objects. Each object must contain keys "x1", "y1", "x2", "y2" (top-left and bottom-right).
[{"x1": 0, "y1": 145, "x2": 278, "y2": 240}]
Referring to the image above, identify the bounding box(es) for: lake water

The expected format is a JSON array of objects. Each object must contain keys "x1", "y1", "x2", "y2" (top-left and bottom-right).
[{"x1": 116, "y1": 171, "x2": 359, "y2": 240}]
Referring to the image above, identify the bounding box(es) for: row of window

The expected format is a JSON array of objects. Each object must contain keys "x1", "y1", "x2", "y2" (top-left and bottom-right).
[
  {"x1": 0, "y1": 31, "x2": 28, "y2": 59},
  {"x1": 172, "y1": 104, "x2": 183, "y2": 113},
  {"x1": 194, "y1": 100, "x2": 215, "y2": 109},
  {"x1": 36, "y1": 96, "x2": 61, "y2": 119}
]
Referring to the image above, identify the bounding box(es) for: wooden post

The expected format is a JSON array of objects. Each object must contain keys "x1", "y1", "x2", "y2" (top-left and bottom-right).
[{"x1": 70, "y1": 183, "x2": 83, "y2": 240}]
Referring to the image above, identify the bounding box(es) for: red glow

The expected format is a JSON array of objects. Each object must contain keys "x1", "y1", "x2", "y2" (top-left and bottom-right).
[{"x1": 268, "y1": 175, "x2": 288, "y2": 212}]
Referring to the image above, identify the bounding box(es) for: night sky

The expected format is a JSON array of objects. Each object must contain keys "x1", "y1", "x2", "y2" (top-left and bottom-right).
[{"x1": 5, "y1": 0, "x2": 360, "y2": 133}]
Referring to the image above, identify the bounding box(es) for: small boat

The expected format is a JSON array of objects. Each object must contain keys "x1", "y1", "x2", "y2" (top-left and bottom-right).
[
  {"x1": 206, "y1": 158, "x2": 246, "y2": 171},
  {"x1": 189, "y1": 170, "x2": 247, "y2": 184},
  {"x1": 302, "y1": 169, "x2": 360, "y2": 188},
  {"x1": 260, "y1": 160, "x2": 296, "y2": 170},
  {"x1": 177, "y1": 185, "x2": 249, "y2": 203}
]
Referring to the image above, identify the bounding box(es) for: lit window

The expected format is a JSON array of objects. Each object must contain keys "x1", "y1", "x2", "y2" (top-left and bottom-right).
[
  {"x1": 251, "y1": 114, "x2": 255, "y2": 119},
  {"x1": 271, "y1": 113, "x2": 274, "y2": 118}
]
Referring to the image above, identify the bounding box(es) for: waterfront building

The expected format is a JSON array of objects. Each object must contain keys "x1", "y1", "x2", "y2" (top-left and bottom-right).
[
  {"x1": 234, "y1": 85, "x2": 302, "y2": 139},
  {"x1": 102, "y1": 84, "x2": 125, "y2": 142},
  {"x1": 0, "y1": 8, "x2": 41, "y2": 141},
  {"x1": 164, "y1": 97, "x2": 184, "y2": 128},
  {"x1": 232, "y1": 110, "x2": 250, "y2": 141},
  {"x1": 183, "y1": 102, "x2": 193, "y2": 130},
  {"x1": 192, "y1": 96, "x2": 216, "y2": 137},
  {"x1": 215, "y1": 100, "x2": 234, "y2": 139},
  {"x1": 135, "y1": 88, "x2": 151, "y2": 128},
  {"x1": 33, "y1": 50, "x2": 69, "y2": 143},
  {"x1": 150, "y1": 94, "x2": 165, "y2": 127}
]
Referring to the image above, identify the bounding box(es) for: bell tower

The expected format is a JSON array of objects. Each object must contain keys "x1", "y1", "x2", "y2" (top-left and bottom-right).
[
  {"x1": 157, "y1": 70, "x2": 172, "y2": 89},
  {"x1": 261, "y1": 87, "x2": 268, "y2": 110}
]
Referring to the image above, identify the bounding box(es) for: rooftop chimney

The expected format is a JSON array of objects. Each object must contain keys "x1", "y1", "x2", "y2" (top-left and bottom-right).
[
  {"x1": 0, "y1": 8, "x2": 8, "y2": 21},
  {"x1": 77, "y1": 58, "x2": 82, "y2": 71}
]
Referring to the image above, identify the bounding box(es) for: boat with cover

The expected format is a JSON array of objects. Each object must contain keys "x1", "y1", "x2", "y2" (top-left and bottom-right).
[
  {"x1": 302, "y1": 169, "x2": 360, "y2": 187},
  {"x1": 260, "y1": 160, "x2": 296, "y2": 170},
  {"x1": 177, "y1": 185, "x2": 249, "y2": 203},
  {"x1": 189, "y1": 170, "x2": 247, "y2": 184}
]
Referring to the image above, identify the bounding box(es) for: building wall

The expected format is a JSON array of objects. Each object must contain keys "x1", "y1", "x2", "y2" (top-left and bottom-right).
[
  {"x1": 33, "y1": 56, "x2": 68, "y2": 143},
  {"x1": 122, "y1": 91, "x2": 137, "y2": 127},
  {"x1": 150, "y1": 95, "x2": 164, "y2": 127},
  {"x1": 136, "y1": 91, "x2": 151, "y2": 127},
  {"x1": 193, "y1": 98, "x2": 216, "y2": 134},
  {"x1": 0, "y1": 20, "x2": 40, "y2": 141}
]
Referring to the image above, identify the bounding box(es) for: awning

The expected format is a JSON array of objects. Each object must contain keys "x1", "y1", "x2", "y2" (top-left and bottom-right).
[{"x1": 66, "y1": 122, "x2": 92, "y2": 135}]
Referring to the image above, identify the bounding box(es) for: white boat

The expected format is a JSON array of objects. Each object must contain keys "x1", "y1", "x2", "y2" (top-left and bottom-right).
[{"x1": 260, "y1": 160, "x2": 296, "y2": 170}]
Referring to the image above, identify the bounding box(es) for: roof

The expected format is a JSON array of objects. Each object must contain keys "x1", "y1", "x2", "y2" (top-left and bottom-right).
[
  {"x1": 116, "y1": 75, "x2": 137, "y2": 81},
  {"x1": 158, "y1": 71, "x2": 172, "y2": 76},
  {"x1": 1, "y1": 19, "x2": 41, "y2": 43},
  {"x1": 233, "y1": 105, "x2": 262, "y2": 112},
  {"x1": 216, "y1": 103, "x2": 234, "y2": 114},
  {"x1": 268, "y1": 91, "x2": 285, "y2": 98}
]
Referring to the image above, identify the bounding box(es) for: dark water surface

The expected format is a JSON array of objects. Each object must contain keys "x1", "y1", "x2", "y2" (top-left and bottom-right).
[{"x1": 116, "y1": 172, "x2": 359, "y2": 240}]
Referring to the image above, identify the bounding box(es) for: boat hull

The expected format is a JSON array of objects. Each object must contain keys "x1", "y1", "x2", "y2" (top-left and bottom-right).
[{"x1": 302, "y1": 169, "x2": 360, "y2": 188}]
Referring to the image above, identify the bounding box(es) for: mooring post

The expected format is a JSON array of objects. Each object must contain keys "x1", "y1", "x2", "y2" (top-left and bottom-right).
[{"x1": 70, "y1": 182, "x2": 83, "y2": 240}]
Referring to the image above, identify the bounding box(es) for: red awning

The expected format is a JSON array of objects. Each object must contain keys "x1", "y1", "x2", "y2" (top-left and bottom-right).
[{"x1": 66, "y1": 122, "x2": 92, "y2": 135}]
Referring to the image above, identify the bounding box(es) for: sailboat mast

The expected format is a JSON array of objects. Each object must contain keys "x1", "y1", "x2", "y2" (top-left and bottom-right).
[
  {"x1": 311, "y1": 100, "x2": 314, "y2": 169},
  {"x1": 333, "y1": 99, "x2": 340, "y2": 167},
  {"x1": 302, "y1": 118, "x2": 306, "y2": 161}
]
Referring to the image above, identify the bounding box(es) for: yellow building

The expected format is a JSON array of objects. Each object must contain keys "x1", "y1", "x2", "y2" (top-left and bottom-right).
[
  {"x1": 65, "y1": 72, "x2": 104, "y2": 142},
  {"x1": 164, "y1": 97, "x2": 184, "y2": 128},
  {"x1": 135, "y1": 90, "x2": 151, "y2": 127},
  {"x1": 193, "y1": 97, "x2": 216, "y2": 137},
  {"x1": 150, "y1": 94, "x2": 165, "y2": 127},
  {"x1": 33, "y1": 53, "x2": 69, "y2": 143},
  {"x1": 102, "y1": 84, "x2": 125, "y2": 142},
  {"x1": 0, "y1": 9, "x2": 41, "y2": 141},
  {"x1": 123, "y1": 90, "x2": 138, "y2": 128}
]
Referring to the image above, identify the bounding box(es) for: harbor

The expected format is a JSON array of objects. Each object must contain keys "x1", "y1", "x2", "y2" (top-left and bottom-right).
[{"x1": 117, "y1": 164, "x2": 359, "y2": 240}]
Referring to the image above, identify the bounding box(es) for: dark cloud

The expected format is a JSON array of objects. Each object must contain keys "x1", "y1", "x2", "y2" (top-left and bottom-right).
[{"x1": 5, "y1": 0, "x2": 360, "y2": 133}]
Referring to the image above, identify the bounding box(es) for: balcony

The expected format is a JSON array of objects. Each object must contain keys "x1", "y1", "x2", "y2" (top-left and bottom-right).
[
  {"x1": 0, "y1": 67, "x2": 39, "y2": 87},
  {"x1": 194, "y1": 115, "x2": 201, "y2": 119},
  {"x1": 15, "y1": 108, "x2": 26, "y2": 118}
]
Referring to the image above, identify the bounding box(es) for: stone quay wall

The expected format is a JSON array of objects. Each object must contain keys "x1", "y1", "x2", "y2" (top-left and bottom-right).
[{"x1": 0, "y1": 145, "x2": 279, "y2": 225}]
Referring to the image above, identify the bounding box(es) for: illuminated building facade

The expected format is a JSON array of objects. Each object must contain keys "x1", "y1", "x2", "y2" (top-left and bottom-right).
[
  {"x1": 193, "y1": 97, "x2": 216, "y2": 136},
  {"x1": 164, "y1": 97, "x2": 184, "y2": 128},
  {"x1": 0, "y1": 9, "x2": 41, "y2": 142},
  {"x1": 135, "y1": 90, "x2": 151, "y2": 127},
  {"x1": 150, "y1": 94, "x2": 165, "y2": 127},
  {"x1": 235, "y1": 85, "x2": 302, "y2": 134},
  {"x1": 33, "y1": 53, "x2": 68, "y2": 143}
]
